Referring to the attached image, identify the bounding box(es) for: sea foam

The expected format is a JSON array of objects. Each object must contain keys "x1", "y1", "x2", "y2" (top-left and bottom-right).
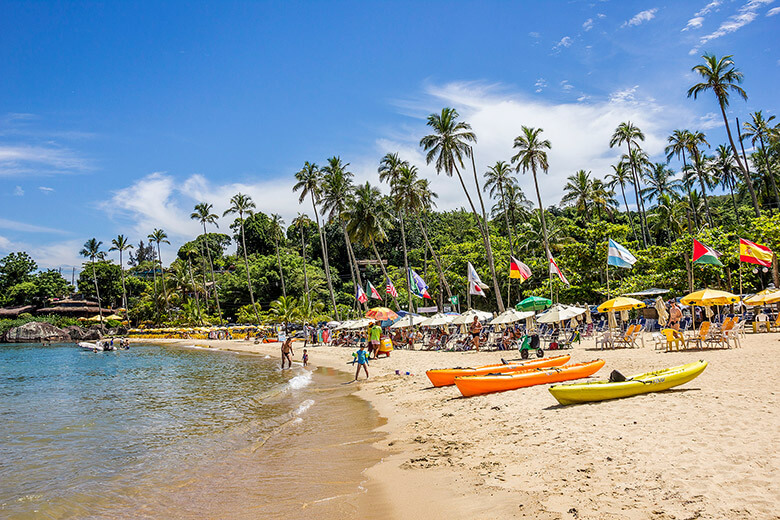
[{"x1": 288, "y1": 371, "x2": 312, "y2": 390}]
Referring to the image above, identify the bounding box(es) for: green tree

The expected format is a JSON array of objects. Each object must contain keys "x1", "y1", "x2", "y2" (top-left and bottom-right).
[
  {"x1": 665, "y1": 129, "x2": 701, "y2": 228},
  {"x1": 484, "y1": 160, "x2": 519, "y2": 254},
  {"x1": 742, "y1": 110, "x2": 780, "y2": 209},
  {"x1": 291, "y1": 213, "x2": 313, "y2": 304},
  {"x1": 270, "y1": 213, "x2": 287, "y2": 299},
  {"x1": 191, "y1": 202, "x2": 224, "y2": 325},
  {"x1": 0, "y1": 252, "x2": 37, "y2": 294},
  {"x1": 606, "y1": 162, "x2": 639, "y2": 243},
  {"x1": 224, "y1": 193, "x2": 261, "y2": 324},
  {"x1": 712, "y1": 144, "x2": 742, "y2": 224},
  {"x1": 109, "y1": 234, "x2": 134, "y2": 323},
  {"x1": 560, "y1": 169, "x2": 593, "y2": 220},
  {"x1": 610, "y1": 121, "x2": 649, "y2": 247},
  {"x1": 148, "y1": 228, "x2": 170, "y2": 317},
  {"x1": 79, "y1": 238, "x2": 105, "y2": 326},
  {"x1": 269, "y1": 295, "x2": 300, "y2": 331},
  {"x1": 685, "y1": 131, "x2": 714, "y2": 227},
  {"x1": 641, "y1": 163, "x2": 682, "y2": 205}
]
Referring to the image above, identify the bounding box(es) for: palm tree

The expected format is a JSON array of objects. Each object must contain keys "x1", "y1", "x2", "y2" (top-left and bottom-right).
[
  {"x1": 270, "y1": 213, "x2": 287, "y2": 299},
  {"x1": 291, "y1": 213, "x2": 312, "y2": 303},
  {"x1": 591, "y1": 178, "x2": 619, "y2": 222},
  {"x1": 269, "y1": 295, "x2": 300, "y2": 332},
  {"x1": 648, "y1": 194, "x2": 684, "y2": 245},
  {"x1": 320, "y1": 156, "x2": 364, "y2": 309},
  {"x1": 666, "y1": 129, "x2": 702, "y2": 227},
  {"x1": 517, "y1": 213, "x2": 573, "y2": 255},
  {"x1": 109, "y1": 235, "x2": 134, "y2": 324},
  {"x1": 560, "y1": 169, "x2": 593, "y2": 220},
  {"x1": 683, "y1": 131, "x2": 714, "y2": 226},
  {"x1": 511, "y1": 126, "x2": 552, "y2": 260},
  {"x1": 293, "y1": 161, "x2": 338, "y2": 319},
  {"x1": 223, "y1": 193, "x2": 261, "y2": 324},
  {"x1": 484, "y1": 161, "x2": 519, "y2": 254},
  {"x1": 712, "y1": 144, "x2": 742, "y2": 224},
  {"x1": 148, "y1": 229, "x2": 170, "y2": 317},
  {"x1": 641, "y1": 163, "x2": 682, "y2": 205},
  {"x1": 344, "y1": 182, "x2": 400, "y2": 309},
  {"x1": 180, "y1": 244, "x2": 203, "y2": 324},
  {"x1": 688, "y1": 54, "x2": 760, "y2": 216},
  {"x1": 80, "y1": 238, "x2": 104, "y2": 328},
  {"x1": 742, "y1": 110, "x2": 780, "y2": 209},
  {"x1": 190, "y1": 202, "x2": 224, "y2": 325},
  {"x1": 610, "y1": 121, "x2": 649, "y2": 247},
  {"x1": 606, "y1": 162, "x2": 639, "y2": 243},
  {"x1": 420, "y1": 108, "x2": 504, "y2": 311}
]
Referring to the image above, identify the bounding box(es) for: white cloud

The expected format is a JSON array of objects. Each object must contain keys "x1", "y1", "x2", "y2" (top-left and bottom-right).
[
  {"x1": 767, "y1": 6, "x2": 780, "y2": 14},
  {"x1": 622, "y1": 8, "x2": 658, "y2": 27},
  {"x1": 38, "y1": 186, "x2": 54, "y2": 193},
  {"x1": 0, "y1": 235, "x2": 83, "y2": 271},
  {"x1": 696, "y1": 0, "x2": 722, "y2": 16},
  {"x1": 529, "y1": 31, "x2": 540, "y2": 38},
  {"x1": 583, "y1": 18, "x2": 594, "y2": 31},
  {"x1": 13, "y1": 185, "x2": 24, "y2": 196},
  {"x1": 553, "y1": 36, "x2": 573, "y2": 50},
  {"x1": 534, "y1": 78, "x2": 548, "y2": 93},
  {"x1": 0, "y1": 218, "x2": 67, "y2": 234},
  {"x1": 683, "y1": 16, "x2": 705, "y2": 30},
  {"x1": 697, "y1": 112, "x2": 723, "y2": 130},
  {"x1": 597, "y1": 13, "x2": 606, "y2": 19},
  {"x1": 0, "y1": 144, "x2": 92, "y2": 176},
  {"x1": 561, "y1": 80, "x2": 575, "y2": 91},
  {"x1": 690, "y1": 0, "x2": 776, "y2": 54}
]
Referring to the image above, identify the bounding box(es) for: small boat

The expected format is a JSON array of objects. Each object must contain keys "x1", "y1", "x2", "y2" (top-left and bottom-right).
[
  {"x1": 426, "y1": 354, "x2": 571, "y2": 387},
  {"x1": 548, "y1": 360, "x2": 708, "y2": 405},
  {"x1": 78, "y1": 342, "x2": 103, "y2": 351},
  {"x1": 454, "y1": 359, "x2": 605, "y2": 397}
]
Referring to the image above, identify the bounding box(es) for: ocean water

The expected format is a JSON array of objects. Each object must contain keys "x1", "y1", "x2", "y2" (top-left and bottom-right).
[{"x1": 0, "y1": 343, "x2": 385, "y2": 519}]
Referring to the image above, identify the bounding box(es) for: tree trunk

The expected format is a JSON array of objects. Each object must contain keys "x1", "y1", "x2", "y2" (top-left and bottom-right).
[
  {"x1": 759, "y1": 135, "x2": 780, "y2": 210},
  {"x1": 150, "y1": 255, "x2": 158, "y2": 322},
  {"x1": 619, "y1": 183, "x2": 639, "y2": 244},
  {"x1": 399, "y1": 214, "x2": 414, "y2": 314},
  {"x1": 728, "y1": 178, "x2": 741, "y2": 226},
  {"x1": 470, "y1": 154, "x2": 504, "y2": 312},
  {"x1": 415, "y1": 215, "x2": 453, "y2": 301},
  {"x1": 202, "y1": 224, "x2": 224, "y2": 326},
  {"x1": 310, "y1": 197, "x2": 338, "y2": 320},
  {"x1": 300, "y1": 221, "x2": 310, "y2": 305},
  {"x1": 371, "y1": 241, "x2": 400, "y2": 310},
  {"x1": 626, "y1": 141, "x2": 648, "y2": 248},
  {"x1": 342, "y1": 221, "x2": 365, "y2": 311},
  {"x1": 187, "y1": 256, "x2": 202, "y2": 325},
  {"x1": 275, "y1": 234, "x2": 287, "y2": 298},
  {"x1": 240, "y1": 216, "x2": 261, "y2": 324},
  {"x1": 157, "y1": 242, "x2": 168, "y2": 316},
  {"x1": 691, "y1": 148, "x2": 714, "y2": 226},
  {"x1": 92, "y1": 260, "x2": 103, "y2": 329},
  {"x1": 119, "y1": 250, "x2": 129, "y2": 325},
  {"x1": 721, "y1": 105, "x2": 760, "y2": 216}
]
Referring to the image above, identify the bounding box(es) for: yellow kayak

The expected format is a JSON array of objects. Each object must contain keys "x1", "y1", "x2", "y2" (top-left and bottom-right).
[{"x1": 549, "y1": 360, "x2": 708, "y2": 405}]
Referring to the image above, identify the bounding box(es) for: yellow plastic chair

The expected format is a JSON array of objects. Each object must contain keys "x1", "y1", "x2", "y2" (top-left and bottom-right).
[
  {"x1": 662, "y1": 328, "x2": 686, "y2": 352},
  {"x1": 689, "y1": 321, "x2": 711, "y2": 349}
]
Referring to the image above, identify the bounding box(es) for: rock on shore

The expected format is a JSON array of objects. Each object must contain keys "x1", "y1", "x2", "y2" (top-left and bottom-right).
[{"x1": 3, "y1": 322, "x2": 72, "y2": 343}]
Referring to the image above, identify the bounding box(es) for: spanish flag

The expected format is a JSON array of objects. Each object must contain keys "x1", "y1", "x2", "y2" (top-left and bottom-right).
[
  {"x1": 509, "y1": 256, "x2": 532, "y2": 281},
  {"x1": 739, "y1": 238, "x2": 773, "y2": 267}
]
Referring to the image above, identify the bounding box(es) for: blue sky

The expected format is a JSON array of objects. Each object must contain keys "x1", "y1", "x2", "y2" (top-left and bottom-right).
[{"x1": 1, "y1": 0, "x2": 778, "y2": 270}]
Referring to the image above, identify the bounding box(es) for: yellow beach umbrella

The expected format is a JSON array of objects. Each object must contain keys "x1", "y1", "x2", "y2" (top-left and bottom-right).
[
  {"x1": 681, "y1": 288, "x2": 740, "y2": 306},
  {"x1": 598, "y1": 296, "x2": 646, "y2": 313},
  {"x1": 104, "y1": 314, "x2": 123, "y2": 320},
  {"x1": 744, "y1": 289, "x2": 780, "y2": 306}
]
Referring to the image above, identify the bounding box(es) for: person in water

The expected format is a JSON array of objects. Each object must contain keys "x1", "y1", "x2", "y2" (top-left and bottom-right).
[
  {"x1": 354, "y1": 345, "x2": 369, "y2": 381},
  {"x1": 281, "y1": 338, "x2": 294, "y2": 369},
  {"x1": 469, "y1": 316, "x2": 483, "y2": 352},
  {"x1": 302, "y1": 348, "x2": 308, "y2": 367}
]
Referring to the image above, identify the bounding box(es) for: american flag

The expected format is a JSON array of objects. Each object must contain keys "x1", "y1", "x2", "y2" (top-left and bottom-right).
[{"x1": 386, "y1": 278, "x2": 398, "y2": 298}]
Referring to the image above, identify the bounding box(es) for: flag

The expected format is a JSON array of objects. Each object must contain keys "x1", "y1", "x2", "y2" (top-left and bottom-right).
[
  {"x1": 607, "y1": 239, "x2": 637, "y2": 268},
  {"x1": 355, "y1": 284, "x2": 368, "y2": 304},
  {"x1": 692, "y1": 239, "x2": 723, "y2": 266},
  {"x1": 409, "y1": 269, "x2": 432, "y2": 299},
  {"x1": 509, "y1": 256, "x2": 532, "y2": 280},
  {"x1": 467, "y1": 262, "x2": 488, "y2": 296},
  {"x1": 367, "y1": 281, "x2": 382, "y2": 300},
  {"x1": 450, "y1": 295, "x2": 459, "y2": 305},
  {"x1": 549, "y1": 253, "x2": 570, "y2": 285},
  {"x1": 739, "y1": 238, "x2": 773, "y2": 267},
  {"x1": 385, "y1": 278, "x2": 398, "y2": 298}
]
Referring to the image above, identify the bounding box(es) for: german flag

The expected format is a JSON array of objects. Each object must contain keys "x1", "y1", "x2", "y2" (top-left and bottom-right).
[{"x1": 739, "y1": 238, "x2": 773, "y2": 267}]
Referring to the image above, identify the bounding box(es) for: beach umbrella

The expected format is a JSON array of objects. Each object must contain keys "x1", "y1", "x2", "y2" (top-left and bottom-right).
[
  {"x1": 655, "y1": 296, "x2": 669, "y2": 326},
  {"x1": 743, "y1": 289, "x2": 780, "y2": 306},
  {"x1": 366, "y1": 307, "x2": 399, "y2": 321},
  {"x1": 765, "y1": 291, "x2": 780, "y2": 304},
  {"x1": 326, "y1": 320, "x2": 340, "y2": 328},
  {"x1": 104, "y1": 314, "x2": 124, "y2": 321},
  {"x1": 346, "y1": 318, "x2": 374, "y2": 329},
  {"x1": 490, "y1": 309, "x2": 535, "y2": 325},
  {"x1": 681, "y1": 288, "x2": 740, "y2": 306},
  {"x1": 608, "y1": 311, "x2": 618, "y2": 330},
  {"x1": 536, "y1": 304, "x2": 587, "y2": 324},
  {"x1": 419, "y1": 313, "x2": 458, "y2": 327},
  {"x1": 597, "y1": 296, "x2": 646, "y2": 313},
  {"x1": 390, "y1": 315, "x2": 426, "y2": 328},
  {"x1": 452, "y1": 309, "x2": 494, "y2": 325},
  {"x1": 516, "y1": 296, "x2": 552, "y2": 311}
]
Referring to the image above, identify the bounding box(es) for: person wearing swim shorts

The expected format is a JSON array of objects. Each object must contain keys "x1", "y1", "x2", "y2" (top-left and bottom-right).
[
  {"x1": 354, "y1": 344, "x2": 369, "y2": 381},
  {"x1": 281, "y1": 338, "x2": 294, "y2": 369},
  {"x1": 469, "y1": 316, "x2": 483, "y2": 352}
]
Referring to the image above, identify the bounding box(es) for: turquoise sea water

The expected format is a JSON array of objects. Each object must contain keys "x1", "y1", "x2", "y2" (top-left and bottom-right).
[{"x1": 0, "y1": 343, "x2": 384, "y2": 519}]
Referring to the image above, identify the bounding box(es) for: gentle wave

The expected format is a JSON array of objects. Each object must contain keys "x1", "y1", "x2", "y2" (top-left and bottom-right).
[
  {"x1": 288, "y1": 370, "x2": 312, "y2": 390},
  {"x1": 294, "y1": 399, "x2": 315, "y2": 416}
]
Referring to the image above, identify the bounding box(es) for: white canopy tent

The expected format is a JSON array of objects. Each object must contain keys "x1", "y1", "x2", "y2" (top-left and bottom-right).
[
  {"x1": 489, "y1": 309, "x2": 535, "y2": 325},
  {"x1": 536, "y1": 304, "x2": 587, "y2": 324}
]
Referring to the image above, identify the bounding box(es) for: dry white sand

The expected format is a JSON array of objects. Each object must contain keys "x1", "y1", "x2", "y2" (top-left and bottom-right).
[{"x1": 136, "y1": 333, "x2": 780, "y2": 519}]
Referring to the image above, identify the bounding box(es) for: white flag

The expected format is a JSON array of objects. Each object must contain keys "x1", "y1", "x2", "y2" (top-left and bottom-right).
[{"x1": 467, "y1": 262, "x2": 488, "y2": 297}]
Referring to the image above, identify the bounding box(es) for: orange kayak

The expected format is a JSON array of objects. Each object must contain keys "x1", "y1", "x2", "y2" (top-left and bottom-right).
[
  {"x1": 426, "y1": 354, "x2": 571, "y2": 387},
  {"x1": 454, "y1": 359, "x2": 605, "y2": 397}
]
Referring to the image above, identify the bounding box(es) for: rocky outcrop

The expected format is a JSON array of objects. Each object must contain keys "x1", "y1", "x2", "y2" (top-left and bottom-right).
[{"x1": 3, "y1": 322, "x2": 71, "y2": 343}]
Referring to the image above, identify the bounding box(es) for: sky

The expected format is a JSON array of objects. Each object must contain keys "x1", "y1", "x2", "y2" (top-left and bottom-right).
[{"x1": 1, "y1": 0, "x2": 778, "y2": 273}]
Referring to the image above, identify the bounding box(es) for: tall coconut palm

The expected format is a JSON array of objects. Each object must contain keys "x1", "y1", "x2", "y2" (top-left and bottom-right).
[
  {"x1": 180, "y1": 244, "x2": 203, "y2": 324},
  {"x1": 269, "y1": 295, "x2": 300, "y2": 332},
  {"x1": 683, "y1": 130, "x2": 715, "y2": 226},
  {"x1": 80, "y1": 238, "x2": 104, "y2": 327},
  {"x1": 648, "y1": 194, "x2": 684, "y2": 245},
  {"x1": 344, "y1": 182, "x2": 400, "y2": 309},
  {"x1": 320, "y1": 156, "x2": 364, "y2": 309},
  {"x1": 291, "y1": 213, "x2": 312, "y2": 303},
  {"x1": 148, "y1": 229, "x2": 170, "y2": 317},
  {"x1": 270, "y1": 213, "x2": 287, "y2": 299},
  {"x1": 420, "y1": 108, "x2": 503, "y2": 311},
  {"x1": 666, "y1": 129, "x2": 702, "y2": 227},
  {"x1": 688, "y1": 54, "x2": 760, "y2": 216},
  {"x1": 293, "y1": 161, "x2": 338, "y2": 319},
  {"x1": 605, "y1": 162, "x2": 639, "y2": 243},
  {"x1": 591, "y1": 178, "x2": 619, "y2": 222},
  {"x1": 742, "y1": 110, "x2": 780, "y2": 209},
  {"x1": 109, "y1": 235, "x2": 134, "y2": 324},
  {"x1": 610, "y1": 122, "x2": 649, "y2": 247},
  {"x1": 712, "y1": 144, "x2": 742, "y2": 224},
  {"x1": 190, "y1": 202, "x2": 224, "y2": 325},
  {"x1": 484, "y1": 161, "x2": 519, "y2": 254},
  {"x1": 560, "y1": 169, "x2": 593, "y2": 220},
  {"x1": 223, "y1": 193, "x2": 261, "y2": 324},
  {"x1": 640, "y1": 163, "x2": 682, "y2": 205},
  {"x1": 511, "y1": 126, "x2": 552, "y2": 260}
]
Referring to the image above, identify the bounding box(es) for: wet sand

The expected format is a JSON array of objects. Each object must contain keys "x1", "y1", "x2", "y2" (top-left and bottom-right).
[{"x1": 141, "y1": 333, "x2": 780, "y2": 520}]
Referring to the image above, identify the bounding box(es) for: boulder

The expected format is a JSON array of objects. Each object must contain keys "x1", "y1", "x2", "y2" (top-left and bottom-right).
[
  {"x1": 82, "y1": 326, "x2": 103, "y2": 341},
  {"x1": 63, "y1": 325, "x2": 86, "y2": 341},
  {"x1": 4, "y1": 322, "x2": 71, "y2": 343}
]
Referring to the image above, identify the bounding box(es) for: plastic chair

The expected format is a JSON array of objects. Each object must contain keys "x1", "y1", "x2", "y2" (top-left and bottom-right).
[{"x1": 661, "y1": 328, "x2": 686, "y2": 351}]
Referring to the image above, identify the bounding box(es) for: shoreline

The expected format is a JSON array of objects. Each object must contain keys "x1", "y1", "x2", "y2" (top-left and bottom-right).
[{"x1": 137, "y1": 335, "x2": 780, "y2": 519}]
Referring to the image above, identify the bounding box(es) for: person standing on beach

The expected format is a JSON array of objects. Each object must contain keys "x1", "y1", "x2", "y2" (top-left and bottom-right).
[
  {"x1": 302, "y1": 348, "x2": 308, "y2": 367},
  {"x1": 669, "y1": 302, "x2": 682, "y2": 331},
  {"x1": 369, "y1": 321, "x2": 382, "y2": 359},
  {"x1": 281, "y1": 338, "x2": 294, "y2": 369},
  {"x1": 354, "y1": 344, "x2": 369, "y2": 381},
  {"x1": 469, "y1": 316, "x2": 483, "y2": 352}
]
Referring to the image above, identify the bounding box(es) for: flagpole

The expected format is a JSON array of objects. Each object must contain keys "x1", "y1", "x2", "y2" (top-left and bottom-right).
[
  {"x1": 606, "y1": 263, "x2": 610, "y2": 300},
  {"x1": 467, "y1": 277, "x2": 471, "y2": 310}
]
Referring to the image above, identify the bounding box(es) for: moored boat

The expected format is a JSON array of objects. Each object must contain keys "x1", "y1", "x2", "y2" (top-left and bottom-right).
[
  {"x1": 548, "y1": 360, "x2": 708, "y2": 405},
  {"x1": 454, "y1": 359, "x2": 605, "y2": 397},
  {"x1": 426, "y1": 354, "x2": 571, "y2": 387}
]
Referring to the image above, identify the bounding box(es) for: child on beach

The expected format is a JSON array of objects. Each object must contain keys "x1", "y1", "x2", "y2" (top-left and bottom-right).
[
  {"x1": 302, "y1": 349, "x2": 308, "y2": 367},
  {"x1": 354, "y1": 345, "x2": 369, "y2": 381},
  {"x1": 281, "y1": 338, "x2": 294, "y2": 369}
]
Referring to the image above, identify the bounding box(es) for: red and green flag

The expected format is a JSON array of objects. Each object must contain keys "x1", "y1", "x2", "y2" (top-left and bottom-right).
[{"x1": 692, "y1": 239, "x2": 723, "y2": 267}]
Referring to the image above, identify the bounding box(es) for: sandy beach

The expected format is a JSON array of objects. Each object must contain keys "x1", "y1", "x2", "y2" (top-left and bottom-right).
[{"x1": 140, "y1": 334, "x2": 780, "y2": 520}]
